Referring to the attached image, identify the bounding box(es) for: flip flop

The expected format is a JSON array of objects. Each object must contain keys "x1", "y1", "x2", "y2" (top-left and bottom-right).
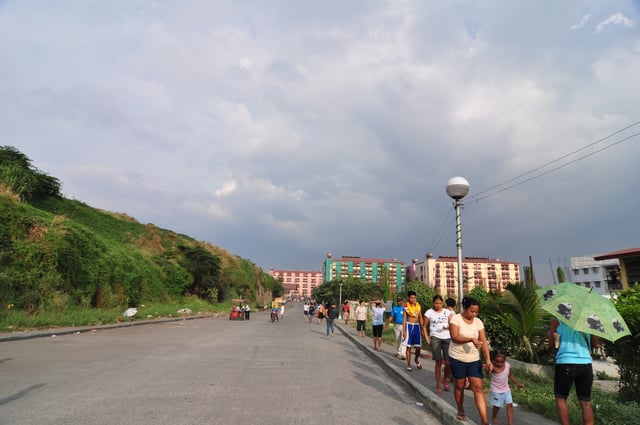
[
  {"x1": 416, "y1": 361, "x2": 422, "y2": 370},
  {"x1": 456, "y1": 414, "x2": 467, "y2": 421},
  {"x1": 435, "y1": 388, "x2": 442, "y2": 394},
  {"x1": 406, "y1": 367, "x2": 412, "y2": 371},
  {"x1": 443, "y1": 383, "x2": 450, "y2": 391}
]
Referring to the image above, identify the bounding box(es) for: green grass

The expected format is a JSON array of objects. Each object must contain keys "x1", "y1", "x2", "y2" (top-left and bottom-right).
[
  {"x1": 0, "y1": 297, "x2": 229, "y2": 332},
  {"x1": 348, "y1": 320, "x2": 640, "y2": 425}
]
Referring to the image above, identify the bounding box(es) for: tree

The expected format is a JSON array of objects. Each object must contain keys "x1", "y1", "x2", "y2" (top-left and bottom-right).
[
  {"x1": 492, "y1": 283, "x2": 550, "y2": 363},
  {"x1": 0, "y1": 146, "x2": 61, "y2": 200},
  {"x1": 556, "y1": 266, "x2": 565, "y2": 283},
  {"x1": 603, "y1": 284, "x2": 640, "y2": 402},
  {"x1": 180, "y1": 246, "x2": 221, "y2": 300}
]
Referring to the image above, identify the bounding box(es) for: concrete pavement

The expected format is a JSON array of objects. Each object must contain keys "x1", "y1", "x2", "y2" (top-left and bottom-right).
[
  {"x1": 335, "y1": 321, "x2": 561, "y2": 425},
  {"x1": 0, "y1": 305, "x2": 444, "y2": 425}
]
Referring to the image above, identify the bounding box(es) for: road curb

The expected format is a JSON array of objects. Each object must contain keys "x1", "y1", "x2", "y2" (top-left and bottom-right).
[
  {"x1": 0, "y1": 314, "x2": 222, "y2": 343},
  {"x1": 336, "y1": 323, "x2": 472, "y2": 425}
]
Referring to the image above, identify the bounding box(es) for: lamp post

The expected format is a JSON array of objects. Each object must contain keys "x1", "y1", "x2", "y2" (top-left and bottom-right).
[
  {"x1": 338, "y1": 282, "x2": 343, "y2": 320},
  {"x1": 446, "y1": 176, "x2": 470, "y2": 309}
]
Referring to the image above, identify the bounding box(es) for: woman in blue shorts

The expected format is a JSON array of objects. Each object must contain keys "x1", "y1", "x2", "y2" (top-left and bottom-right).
[{"x1": 449, "y1": 297, "x2": 492, "y2": 425}]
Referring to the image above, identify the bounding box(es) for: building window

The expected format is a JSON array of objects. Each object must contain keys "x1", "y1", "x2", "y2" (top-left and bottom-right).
[
  {"x1": 584, "y1": 282, "x2": 590, "y2": 288},
  {"x1": 582, "y1": 268, "x2": 589, "y2": 275},
  {"x1": 594, "y1": 281, "x2": 601, "y2": 288},
  {"x1": 572, "y1": 269, "x2": 579, "y2": 276}
]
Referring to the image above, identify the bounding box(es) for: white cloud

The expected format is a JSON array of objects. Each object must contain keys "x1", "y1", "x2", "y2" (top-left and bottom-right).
[
  {"x1": 2, "y1": 0, "x2": 639, "y2": 282},
  {"x1": 571, "y1": 14, "x2": 590, "y2": 30},
  {"x1": 214, "y1": 180, "x2": 237, "y2": 198},
  {"x1": 595, "y1": 12, "x2": 634, "y2": 34}
]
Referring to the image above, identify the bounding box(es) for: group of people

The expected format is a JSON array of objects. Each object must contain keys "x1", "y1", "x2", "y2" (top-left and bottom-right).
[
  {"x1": 370, "y1": 291, "x2": 599, "y2": 425},
  {"x1": 385, "y1": 292, "x2": 522, "y2": 425},
  {"x1": 303, "y1": 301, "x2": 338, "y2": 336}
]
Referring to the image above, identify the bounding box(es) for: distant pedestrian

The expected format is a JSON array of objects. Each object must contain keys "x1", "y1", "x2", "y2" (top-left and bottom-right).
[
  {"x1": 423, "y1": 295, "x2": 453, "y2": 394},
  {"x1": 489, "y1": 348, "x2": 525, "y2": 425},
  {"x1": 355, "y1": 300, "x2": 368, "y2": 337},
  {"x1": 307, "y1": 303, "x2": 315, "y2": 324},
  {"x1": 371, "y1": 301, "x2": 386, "y2": 352},
  {"x1": 243, "y1": 304, "x2": 251, "y2": 320},
  {"x1": 326, "y1": 304, "x2": 336, "y2": 336},
  {"x1": 280, "y1": 303, "x2": 285, "y2": 320},
  {"x1": 342, "y1": 301, "x2": 350, "y2": 325},
  {"x1": 449, "y1": 297, "x2": 492, "y2": 425},
  {"x1": 403, "y1": 290, "x2": 424, "y2": 371},
  {"x1": 388, "y1": 296, "x2": 406, "y2": 360},
  {"x1": 317, "y1": 303, "x2": 325, "y2": 325},
  {"x1": 548, "y1": 317, "x2": 601, "y2": 425},
  {"x1": 303, "y1": 302, "x2": 309, "y2": 319}
]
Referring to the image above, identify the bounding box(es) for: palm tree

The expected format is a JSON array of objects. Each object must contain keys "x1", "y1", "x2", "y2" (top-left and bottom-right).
[{"x1": 496, "y1": 283, "x2": 548, "y2": 363}]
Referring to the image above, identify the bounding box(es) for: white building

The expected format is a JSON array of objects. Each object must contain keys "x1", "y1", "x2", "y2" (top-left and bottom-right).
[{"x1": 569, "y1": 256, "x2": 621, "y2": 296}]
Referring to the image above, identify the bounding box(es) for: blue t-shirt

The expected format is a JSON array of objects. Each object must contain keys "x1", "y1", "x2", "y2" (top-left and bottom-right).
[
  {"x1": 556, "y1": 321, "x2": 592, "y2": 364},
  {"x1": 391, "y1": 305, "x2": 404, "y2": 324}
]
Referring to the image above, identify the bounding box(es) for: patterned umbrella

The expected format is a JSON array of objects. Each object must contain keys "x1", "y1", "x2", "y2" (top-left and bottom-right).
[{"x1": 537, "y1": 282, "x2": 631, "y2": 342}]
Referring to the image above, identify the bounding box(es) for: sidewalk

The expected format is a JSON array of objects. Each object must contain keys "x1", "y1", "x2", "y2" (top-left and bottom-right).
[{"x1": 336, "y1": 322, "x2": 560, "y2": 425}]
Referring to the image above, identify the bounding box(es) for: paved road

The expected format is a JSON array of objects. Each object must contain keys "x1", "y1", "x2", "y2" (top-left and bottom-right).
[{"x1": 0, "y1": 304, "x2": 442, "y2": 425}]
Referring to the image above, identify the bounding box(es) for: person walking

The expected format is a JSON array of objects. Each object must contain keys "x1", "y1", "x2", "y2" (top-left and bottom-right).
[
  {"x1": 388, "y1": 296, "x2": 406, "y2": 360},
  {"x1": 371, "y1": 300, "x2": 386, "y2": 352},
  {"x1": 548, "y1": 317, "x2": 601, "y2": 425},
  {"x1": 489, "y1": 348, "x2": 525, "y2": 425},
  {"x1": 342, "y1": 301, "x2": 350, "y2": 325},
  {"x1": 355, "y1": 300, "x2": 368, "y2": 337},
  {"x1": 307, "y1": 303, "x2": 315, "y2": 324},
  {"x1": 243, "y1": 303, "x2": 251, "y2": 320},
  {"x1": 325, "y1": 303, "x2": 336, "y2": 336},
  {"x1": 403, "y1": 290, "x2": 424, "y2": 371},
  {"x1": 279, "y1": 303, "x2": 285, "y2": 320},
  {"x1": 449, "y1": 297, "x2": 492, "y2": 425},
  {"x1": 317, "y1": 302, "x2": 325, "y2": 325},
  {"x1": 423, "y1": 295, "x2": 453, "y2": 393},
  {"x1": 444, "y1": 297, "x2": 457, "y2": 387}
]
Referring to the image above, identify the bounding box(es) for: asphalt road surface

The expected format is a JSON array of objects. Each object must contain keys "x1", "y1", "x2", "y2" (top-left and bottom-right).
[{"x1": 0, "y1": 303, "x2": 442, "y2": 425}]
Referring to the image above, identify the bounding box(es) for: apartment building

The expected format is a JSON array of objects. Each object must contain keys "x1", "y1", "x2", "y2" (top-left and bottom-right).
[
  {"x1": 322, "y1": 253, "x2": 405, "y2": 292},
  {"x1": 268, "y1": 268, "x2": 323, "y2": 299},
  {"x1": 412, "y1": 253, "x2": 520, "y2": 298},
  {"x1": 569, "y1": 256, "x2": 621, "y2": 296}
]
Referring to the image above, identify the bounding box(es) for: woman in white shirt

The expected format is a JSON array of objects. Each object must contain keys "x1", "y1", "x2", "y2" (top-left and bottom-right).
[
  {"x1": 423, "y1": 295, "x2": 452, "y2": 394},
  {"x1": 449, "y1": 297, "x2": 492, "y2": 425}
]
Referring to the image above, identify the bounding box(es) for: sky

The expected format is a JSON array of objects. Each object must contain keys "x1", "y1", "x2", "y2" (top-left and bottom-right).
[{"x1": 2, "y1": 1, "x2": 639, "y2": 284}]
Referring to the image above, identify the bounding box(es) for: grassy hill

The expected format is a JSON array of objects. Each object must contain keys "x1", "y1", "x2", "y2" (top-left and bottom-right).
[{"x1": 0, "y1": 146, "x2": 281, "y2": 330}]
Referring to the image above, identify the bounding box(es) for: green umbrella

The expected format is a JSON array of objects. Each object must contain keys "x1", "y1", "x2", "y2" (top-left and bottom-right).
[{"x1": 537, "y1": 282, "x2": 631, "y2": 342}]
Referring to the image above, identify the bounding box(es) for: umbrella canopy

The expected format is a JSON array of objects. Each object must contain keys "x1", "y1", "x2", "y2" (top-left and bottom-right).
[{"x1": 537, "y1": 282, "x2": 631, "y2": 342}]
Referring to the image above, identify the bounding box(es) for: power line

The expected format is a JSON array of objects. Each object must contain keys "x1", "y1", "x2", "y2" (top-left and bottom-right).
[
  {"x1": 426, "y1": 121, "x2": 640, "y2": 252},
  {"x1": 469, "y1": 122, "x2": 640, "y2": 203}
]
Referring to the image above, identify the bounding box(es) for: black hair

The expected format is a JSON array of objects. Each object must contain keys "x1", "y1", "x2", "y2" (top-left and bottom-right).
[
  {"x1": 491, "y1": 347, "x2": 508, "y2": 361},
  {"x1": 407, "y1": 290, "x2": 417, "y2": 297},
  {"x1": 445, "y1": 298, "x2": 456, "y2": 308},
  {"x1": 462, "y1": 297, "x2": 479, "y2": 309},
  {"x1": 432, "y1": 294, "x2": 444, "y2": 302}
]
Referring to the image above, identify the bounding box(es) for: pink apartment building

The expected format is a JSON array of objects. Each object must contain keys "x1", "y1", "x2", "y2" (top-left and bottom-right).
[{"x1": 269, "y1": 267, "x2": 323, "y2": 299}]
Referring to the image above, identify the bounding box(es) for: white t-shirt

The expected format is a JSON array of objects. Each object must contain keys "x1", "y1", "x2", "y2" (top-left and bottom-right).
[
  {"x1": 424, "y1": 308, "x2": 452, "y2": 339},
  {"x1": 355, "y1": 305, "x2": 368, "y2": 321},
  {"x1": 372, "y1": 306, "x2": 385, "y2": 326},
  {"x1": 449, "y1": 313, "x2": 485, "y2": 363}
]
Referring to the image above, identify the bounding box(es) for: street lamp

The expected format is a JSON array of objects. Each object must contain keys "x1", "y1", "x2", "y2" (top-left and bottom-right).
[
  {"x1": 446, "y1": 176, "x2": 470, "y2": 309},
  {"x1": 338, "y1": 282, "x2": 343, "y2": 320}
]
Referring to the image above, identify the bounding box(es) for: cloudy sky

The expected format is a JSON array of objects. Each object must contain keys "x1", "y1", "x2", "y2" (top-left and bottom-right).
[{"x1": 2, "y1": 1, "x2": 639, "y2": 284}]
